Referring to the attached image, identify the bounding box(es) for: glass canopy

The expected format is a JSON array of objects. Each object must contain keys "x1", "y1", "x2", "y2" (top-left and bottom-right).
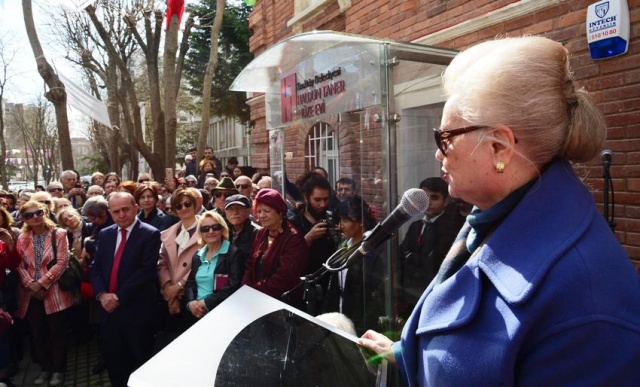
[{"x1": 230, "y1": 30, "x2": 457, "y2": 94}]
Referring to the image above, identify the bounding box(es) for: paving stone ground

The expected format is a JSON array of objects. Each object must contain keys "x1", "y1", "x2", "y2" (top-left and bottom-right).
[{"x1": 12, "y1": 334, "x2": 112, "y2": 387}]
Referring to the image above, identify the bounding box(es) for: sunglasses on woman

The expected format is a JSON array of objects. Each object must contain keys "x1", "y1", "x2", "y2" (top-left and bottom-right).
[
  {"x1": 174, "y1": 200, "x2": 193, "y2": 211},
  {"x1": 23, "y1": 209, "x2": 45, "y2": 220},
  {"x1": 432, "y1": 126, "x2": 488, "y2": 155},
  {"x1": 200, "y1": 224, "x2": 223, "y2": 233}
]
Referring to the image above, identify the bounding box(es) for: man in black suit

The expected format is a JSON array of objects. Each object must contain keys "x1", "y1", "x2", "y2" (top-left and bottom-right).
[
  {"x1": 90, "y1": 192, "x2": 161, "y2": 387},
  {"x1": 399, "y1": 177, "x2": 465, "y2": 310}
]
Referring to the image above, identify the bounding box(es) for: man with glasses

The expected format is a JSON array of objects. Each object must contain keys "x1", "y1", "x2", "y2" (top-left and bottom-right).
[
  {"x1": 137, "y1": 173, "x2": 152, "y2": 185},
  {"x1": 47, "y1": 182, "x2": 65, "y2": 199},
  {"x1": 185, "y1": 176, "x2": 198, "y2": 188},
  {"x1": 211, "y1": 177, "x2": 238, "y2": 220},
  {"x1": 224, "y1": 194, "x2": 260, "y2": 265},
  {"x1": 234, "y1": 176, "x2": 253, "y2": 199}
]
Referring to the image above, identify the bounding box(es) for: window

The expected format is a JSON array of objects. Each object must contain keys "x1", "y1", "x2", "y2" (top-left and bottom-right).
[{"x1": 305, "y1": 122, "x2": 338, "y2": 185}]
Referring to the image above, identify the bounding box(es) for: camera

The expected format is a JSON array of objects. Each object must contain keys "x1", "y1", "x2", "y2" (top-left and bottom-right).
[{"x1": 320, "y1": 212, "x2": 342, "y2": 247}]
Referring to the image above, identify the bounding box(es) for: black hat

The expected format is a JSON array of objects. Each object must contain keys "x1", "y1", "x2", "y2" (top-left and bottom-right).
[{"x1": 225, "y1": 194, "x2": 251, "y2": 209}]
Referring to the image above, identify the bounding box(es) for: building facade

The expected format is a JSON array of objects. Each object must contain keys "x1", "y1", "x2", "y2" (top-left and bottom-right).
[{"x1": 242, "y1": 0, "x2": 640, "y2": 268}]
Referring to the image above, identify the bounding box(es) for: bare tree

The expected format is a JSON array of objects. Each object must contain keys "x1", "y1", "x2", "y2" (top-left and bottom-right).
[
  {"x1": 7, "y1": 97, "x2": 59, "y2": 185},
  {"x1": 0, "y1": 32, "x2": 18, "y2": 189},
  {"x1": 196, "y1": 0, "x2": 225, "y2": 163},
  {"x1": 22, "y1": 0, "x2": 74, "y2": 170}
]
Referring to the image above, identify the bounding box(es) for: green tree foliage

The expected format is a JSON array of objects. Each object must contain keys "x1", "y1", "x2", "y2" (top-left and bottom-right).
[{"x1": 185, "y1": 1, "x2": 253, "y2": 124}]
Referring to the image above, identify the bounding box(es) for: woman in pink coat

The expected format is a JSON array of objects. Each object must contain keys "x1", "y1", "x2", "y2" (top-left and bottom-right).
[
  {"x1": 157, "y1": 189, "x2": 201, "y2": 339},
  {"x1": 16, "y1": 200, "x2": 74, "y2": 386}
]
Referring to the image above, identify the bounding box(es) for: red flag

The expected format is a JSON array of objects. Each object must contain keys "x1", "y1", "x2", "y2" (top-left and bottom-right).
[{"x1": 166, "y1": 0, "x2": 185, "y2": 29}]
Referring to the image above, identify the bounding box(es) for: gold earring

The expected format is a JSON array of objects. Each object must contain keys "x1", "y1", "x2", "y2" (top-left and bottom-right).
[{"x1": 495, "y1": 161, "x2": 505, "y2": 173}]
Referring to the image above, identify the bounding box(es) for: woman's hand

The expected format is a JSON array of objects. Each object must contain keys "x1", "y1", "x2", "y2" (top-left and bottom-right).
[
  {"x1": 162, "y1": 282, "x2": 182, "y2": 302},
  {"x1": 358, "y1": 330, "x2": 397, "y2": 366},
  {"x1": 168, "y1": 298, "x2": 181, "y2": 314},
  {"x1": 189, "y1": 300, "x2": 207, "y2": 319},
  {"x1": 28, "y1": 281, "x2": 43, "y2": 294}
]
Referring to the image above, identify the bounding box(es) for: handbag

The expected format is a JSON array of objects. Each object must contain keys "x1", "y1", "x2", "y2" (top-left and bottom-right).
[{"x1": 46, "y1": 228, "x2": 82, "y2": 292}]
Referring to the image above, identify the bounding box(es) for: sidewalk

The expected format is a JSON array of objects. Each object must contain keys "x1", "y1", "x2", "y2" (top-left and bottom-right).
[{"x1": 12, "y1": 334, "x2": 112, "y2": 387}]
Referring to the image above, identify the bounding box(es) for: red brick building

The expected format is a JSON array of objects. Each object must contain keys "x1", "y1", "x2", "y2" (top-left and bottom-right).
[{"x1": 237, "y1": 0, "x2": 640, "y2": 269}]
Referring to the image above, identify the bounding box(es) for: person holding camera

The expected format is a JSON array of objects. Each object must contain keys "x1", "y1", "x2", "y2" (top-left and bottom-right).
[{"x1": 289, "y1": 173, "x2": 339, "y2": 315}]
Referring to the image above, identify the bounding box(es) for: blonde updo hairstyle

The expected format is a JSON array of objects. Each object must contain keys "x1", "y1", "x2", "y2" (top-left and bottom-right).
[{"x1": 442, "y1": 36, "x2": 606, "y2": 166}]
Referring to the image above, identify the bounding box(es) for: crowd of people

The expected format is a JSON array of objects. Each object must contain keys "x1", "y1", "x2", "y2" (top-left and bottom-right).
[
  {"x1": 4, "y1": 35, "x2": 636, "y2": 387},
  {"x1": 0, "y1": 144, "x2": 466, "y2": 387}
]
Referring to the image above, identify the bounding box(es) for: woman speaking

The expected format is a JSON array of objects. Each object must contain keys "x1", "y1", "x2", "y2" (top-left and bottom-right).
[{"x1": 359, "y1": 36, "x2": 640, "y2": 385}]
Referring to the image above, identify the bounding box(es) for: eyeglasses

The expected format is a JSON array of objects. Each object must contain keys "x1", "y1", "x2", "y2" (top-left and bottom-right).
[
  {"x1": 39, "y1": 200, "x2": 52, "y2": 205},
  {"x1": 433, "y1": 126, "x2": 489, "y2": 155},
  {"x1": 174, "y1": 200, "x2": 194, "y2": 211},
  {"x1": 23, "y1": 209, "x2": 45, "y2": 220},
  {"x1": 200, "y1": 224, "x2": 224, "y2": 233},
  {"x1": 236, "y1": 184, "x2": 251, "y2": 190},
  {"x1": 214, "y1": 192, "x2": 233, "y2": 199},
  {"x1": 48, "y1": 188, "x2": 64, "y2": 192},
  {"x1": 138, "y1": 179, "x2": 150, "y2": 183}
]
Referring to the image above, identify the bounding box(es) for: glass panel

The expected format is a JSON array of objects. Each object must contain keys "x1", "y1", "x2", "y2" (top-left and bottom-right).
[
  {"x1": 269, "y1": 128, "x2": 286, "y2": 195},
  {"x1": 390, "y1": 57, "x2": 467, "y2": 329},
  {"x1": 215, "y1": 309, "x2": 378, "y2": 386}
]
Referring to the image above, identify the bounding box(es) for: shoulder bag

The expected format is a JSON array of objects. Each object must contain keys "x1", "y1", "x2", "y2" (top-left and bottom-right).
[{"x1": 46, "y1": 228, "x2": 82, "y2": 292}]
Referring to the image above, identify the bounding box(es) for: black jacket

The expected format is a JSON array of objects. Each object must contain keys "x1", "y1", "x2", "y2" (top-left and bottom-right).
[
  {"x1": 184, "y1": 242, "x2": 244, "y2": 311},
  {"x1": 399, "y1": 205, "x2": 464, "y2": 306},
  {"x1": 230, "y1": 219, "x2": 261, "y2": 269}
]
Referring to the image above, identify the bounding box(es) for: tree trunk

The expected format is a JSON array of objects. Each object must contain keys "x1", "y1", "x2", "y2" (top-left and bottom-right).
[
  {"x1": 85, "y1": 4, "x2": 162, "y2": 180},
  {"x1": 164, "y1": 14, "x2": 179, "y2": 170},
  {"x1": 22, "y1": 0, "x2": 74, "y2": 170},
  {"x1": 0, "y1": 94, "x2": 7, "y2": 189},
  {"x1": 197, "y1": 0, "x2": 225, "y2": 162}
]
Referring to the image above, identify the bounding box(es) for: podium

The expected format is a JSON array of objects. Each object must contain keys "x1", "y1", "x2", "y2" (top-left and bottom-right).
[{"x1": 128, "y1": 286, "x2": 382, "y2": 386}]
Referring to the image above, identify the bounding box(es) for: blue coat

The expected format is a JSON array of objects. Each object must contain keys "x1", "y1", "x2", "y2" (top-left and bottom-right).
[{"x1": 394, "y1": 160, "x2": 640, "y2": 386}]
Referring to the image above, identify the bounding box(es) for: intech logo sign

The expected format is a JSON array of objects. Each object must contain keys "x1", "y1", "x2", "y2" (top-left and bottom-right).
[
  {"x1": 595, "y1": 1, "x2": 609, "y2": 18},
  {"x1": 586, "y1": 0, "x2": 629, "y2": 59}
]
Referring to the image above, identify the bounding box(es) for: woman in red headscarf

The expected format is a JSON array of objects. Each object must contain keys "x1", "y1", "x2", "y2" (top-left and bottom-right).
[{"x1": 242, "y1": 189, "x2": 308, "y2": 309}]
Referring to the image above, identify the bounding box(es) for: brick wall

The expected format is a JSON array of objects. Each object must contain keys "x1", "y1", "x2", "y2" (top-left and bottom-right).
[{"x1": 246, "y1": 0, "x2": 640, "y2": 268}]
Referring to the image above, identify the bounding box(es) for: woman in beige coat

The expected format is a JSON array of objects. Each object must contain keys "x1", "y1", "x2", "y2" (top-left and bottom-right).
[{"x1": 157, "y1": 189, "x2": 201, "y2": 337}]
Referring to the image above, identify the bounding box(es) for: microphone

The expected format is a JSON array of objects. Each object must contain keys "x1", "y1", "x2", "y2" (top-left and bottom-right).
[
  {"x1": 601, "y1": 149, "x2": 612, "y2": 168},
  {"x1": 345, "y1": 188, "x2": 429, "y2": 266}
]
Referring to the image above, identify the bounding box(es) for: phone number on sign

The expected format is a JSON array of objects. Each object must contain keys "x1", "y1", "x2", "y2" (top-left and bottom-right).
[{"x1": 590, "y1": 28, "x2": 617, "y2": 41}]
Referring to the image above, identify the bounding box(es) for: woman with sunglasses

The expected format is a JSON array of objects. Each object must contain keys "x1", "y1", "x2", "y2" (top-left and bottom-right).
[
  {"x1": 157, "y1": 189, "x2": 202, "y2": 342},
  {"x1": 15, "y1": 201, "x2": 74, "y2": 386},
  {"x1": 359, "y1": 36, "x2": 640, "y2": 385},
  {"x1": 184, "y1": 211, "x2": 243, "y2": 322},
  {"x1": 134, "y1": 184, "x2": 177, "y2": 232}
]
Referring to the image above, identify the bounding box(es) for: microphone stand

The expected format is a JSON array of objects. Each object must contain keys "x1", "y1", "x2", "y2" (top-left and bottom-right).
[
  {"x1": 603, "y1": 158, "x2": 616, "y2": 231},
  {"x1": 282, "y1": 242, "x2": 362, "y2": 316}
]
